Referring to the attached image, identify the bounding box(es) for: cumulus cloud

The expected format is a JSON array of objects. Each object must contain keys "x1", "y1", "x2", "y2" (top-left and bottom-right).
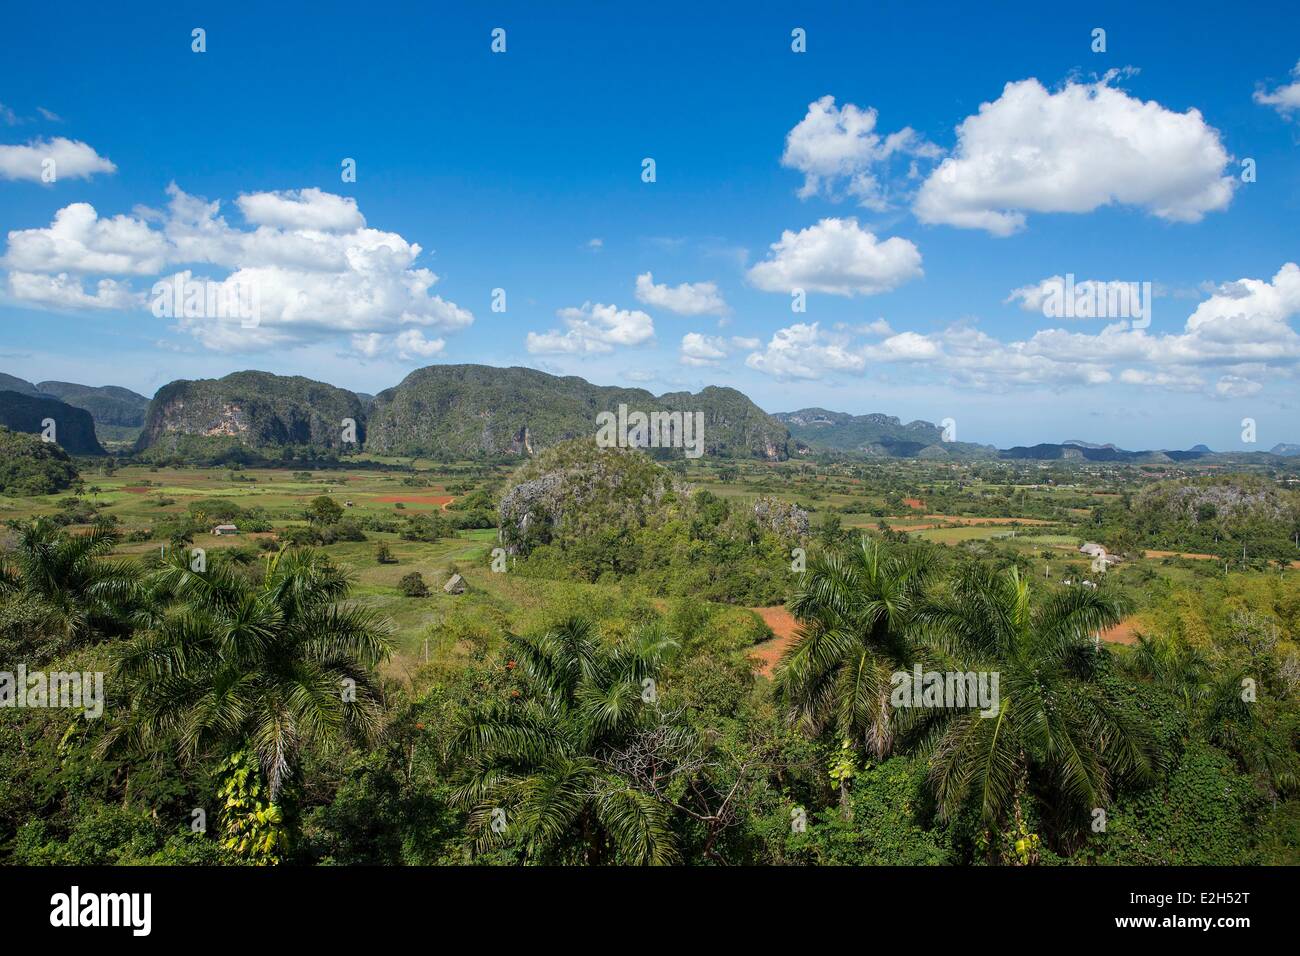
[
  {"x1": 746, "y1": 218, "x2": 922, "y2": 296},
  {"x1": 678, "y1": 332, "x2": 760, "y2": 367},
  {"x1": 862, "y1": 330, "x2": 941, "y2": 362},
  {"x1": 743, "y1": 263, "x2": 1300, "y2": 395},
  {"x1": 0, "y1": 137, "x2": 116, "y2": 182},
  {"x1": 2, "y1": 185, "x2": 475, "y2": 351},
  {"x1": 395, "y1": 328, "x2": 445, "y2": 359},
  {"x1": 236, "y1": 187, "x2": 366, "y2": 232},
  {"x1": 526, "y1": 302, "x2": 655, "y2": 354},
  {"x1": 351, "y1": 333, "x2": 385, "y2": 358},
  {"x1": 782, "y1": 95, "x2": 940, "y2": 209},
  {"x1": 5, "y1": 203, "x2": 168, "y2": 274},
  {"x1": 635, "y1": 271, "x2": 729, "y2": 316},
  {"x1": 913, "y1": 76, "x2": 1235, "y2": 235},
  {"x1": 349, "y1": 329, "x2": 445, "y2": 361},
  {"x1": 679, "y1": 333, "x2": 729, "y2": 367},
  {"x1": 1255, "y1": 60, "x2": 1300, "y2": 119},
  {"x1": 7, "y1": 271, "x2": 141, "y2": 311},
  {"x1": 744, "y1": 322, "x2": 867, "y2": 379},
  {"x1": 1007, "y1": 276, "x2": 1067, "y2": 312}
]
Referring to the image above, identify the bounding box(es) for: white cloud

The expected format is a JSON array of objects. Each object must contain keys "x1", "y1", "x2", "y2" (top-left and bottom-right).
[
  {"x1": 526, "y1": 302, "x2": 655, "y2": 354},
  {"x1": 744, "y1": 322, "x2": 867, "y2": 379},
  {"x1": 0, "y1": 137, "x2": 116, "y2": 182},
  {"x1": 677, "y1": 332, "x2": 758, "y2": 367},
  {"x1": 4, "y1": 203, "x2": 168, "y2": 274},
  {"x1": 351, "y1": 333, "x2": 385, "y2": 358},
  {"x1": 782, "y1": 95, "x2": 939, "y2": 209},
  {"x1": 1215, "y1": 375, "x2": 1262, "y2": 398},
  {"x1": 743, "y1": 263, "x2": 1300, "y2": 395},
  {"x1": 913, "y1": 76, "x2": 1235, "y2": 235},
  {"x1": 862, "y1": 331, "x2": 941, "y2": 362},
  {"x1": 395, "y1": 328, "x2": 445, "y2": 359},
  {"x1": 2, "y1": 185, "x2": 475, "y2": 351},
  {"x1": 7, "y1": 271, "x2": 140, "y2": 311},
  {"x1": 1255, "y1": 60, "x2": 1300, "y2": 119},
  {"x1": 350, "y1": 329, "x2": 446, "y2": 361},
  {"x1": 746, "y1": 217, "x2": 922, "y2": 296},
  {"x1": 1185, "y1": 262, "x2": 1300, "y2": 333},
  {"x1": 236, "y1": 187, "x2": 365, "y2": 232},
  {"x1": 635, "y1": 271, "x2": 729, "y2": 316},
  {"x1": 1007, "y1": 276, "x2": 1065, "y2": 312},
  {"x1": 679, "y1": 333, "x2": 730, "y2": 367}
]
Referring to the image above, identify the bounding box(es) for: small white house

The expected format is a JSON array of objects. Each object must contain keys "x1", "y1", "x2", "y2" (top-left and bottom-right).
[
  {"x1": 1079, "y1": 542, "x2": 1107, "y2": 558},
  {"x1": 212, "y1": 524, "x2": 239, "y2": 536}
]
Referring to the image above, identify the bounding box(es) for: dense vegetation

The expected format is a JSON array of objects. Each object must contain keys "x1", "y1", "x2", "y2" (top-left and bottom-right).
[
  {"x1": 0, "y1": 428, "x2": 81, "y2": 496},
  {"x1": 1, "y1": 443, "x2": 1297, "y2": 867},
  {"x1": 1090, "y1": 474, "x2": 1300, "y2": 562},
  {"x1": 499, "y1": 441, "x2": 805, "y2": 603}
]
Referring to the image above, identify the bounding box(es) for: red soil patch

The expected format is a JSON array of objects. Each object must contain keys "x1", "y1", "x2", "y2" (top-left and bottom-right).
[
  {"x1": 747, "y1": 606, "x2": 800, "y2": 677},
  {"x1": 374, "y1": 495, "x2": 454, "y2": 508},
  {"x1": 902, "y1": 498, "x2": 925, "y2": 510},
  {"x1": 1099, "y1": 618, "x2": 1139, "y2": 646},
  {"x1": 1144, "y1": 549, "x2": 1216, "y2": 560},
  {"x1": 120, "y1": 486, "x2": 152, "y2": 494}
]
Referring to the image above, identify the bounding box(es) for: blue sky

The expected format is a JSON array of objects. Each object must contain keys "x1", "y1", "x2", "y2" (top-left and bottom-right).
[{"x1": 2, "y1": 0, "x2": 1298, "y2": 449}]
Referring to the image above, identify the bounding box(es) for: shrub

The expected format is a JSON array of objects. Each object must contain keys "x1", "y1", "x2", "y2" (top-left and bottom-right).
[{"x1": 399, "y1": 572, "x2": 429, "y2": 597}]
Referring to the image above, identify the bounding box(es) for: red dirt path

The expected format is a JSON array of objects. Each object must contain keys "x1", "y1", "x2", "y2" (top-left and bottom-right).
[{"x1": 747, "y1": 606, "x2": 800, "y2": 676}]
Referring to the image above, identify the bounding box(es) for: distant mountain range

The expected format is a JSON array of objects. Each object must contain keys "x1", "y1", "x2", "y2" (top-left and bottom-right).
[
  {"x1": 774, "y1": 408, "x2": 992, "y2": 459},
  {"x1": 1, "y1": 365, "x2": 1297, "y2": 463},
  {"x1": 0, "y1": 390, "x2": 105, "y2": 455},
  {"x1": 0, "y1": 374, "x2": 149, "y2": 428}
]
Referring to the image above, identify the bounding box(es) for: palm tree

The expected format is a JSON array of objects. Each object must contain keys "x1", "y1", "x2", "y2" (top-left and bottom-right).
[
  {"x1": 105, "y1": 547, "x2": 391, "y2": 803},
  {"x1": 452, "y1": 617, "x2": 680, "y2": 865},
  {"x1": 0, "y1": 518, "x2": 139, "y2": 651},
  {"x1": 911, "y1": 565, "x2": 1155, "y2": 855},
  {"x1": 1125, "y1": 633, "x2": 1299, "y2": 797},
  {"x1": 776, "y1": 539, "x2": 936, "y2": 765}
]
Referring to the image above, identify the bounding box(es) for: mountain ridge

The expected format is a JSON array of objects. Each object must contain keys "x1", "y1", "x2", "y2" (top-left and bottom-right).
[{"x1": 4, "y1": 365, "x2": 1298, "y2": 463}]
